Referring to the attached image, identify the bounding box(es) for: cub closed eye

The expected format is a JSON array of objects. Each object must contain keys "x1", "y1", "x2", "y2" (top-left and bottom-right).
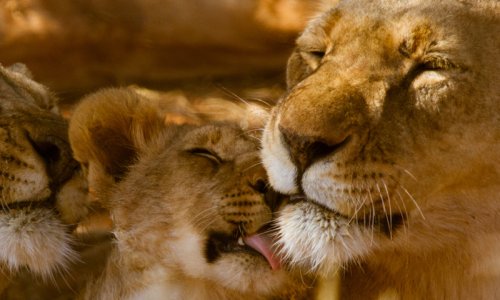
[
  {"x1": 299, "y1": 49, "x2": 326, "y2": 70},
  {"x1": 309, "y1": 50, "x2": 326, "y2": 60},
  {"x1": 301, "y1": 50, "x2": 326, "y2": 61},
  {"x1": 187, "y1": 148, "x2": 222, "y2": 164}
]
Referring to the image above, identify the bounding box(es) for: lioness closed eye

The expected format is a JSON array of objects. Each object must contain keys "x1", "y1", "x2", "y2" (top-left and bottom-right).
[
  {"x1": 261, "y1": 0, "x2": 499, "y2": 299},
  {"x1": 69, "y1": 88, "x2": 311, "y2": 300}
]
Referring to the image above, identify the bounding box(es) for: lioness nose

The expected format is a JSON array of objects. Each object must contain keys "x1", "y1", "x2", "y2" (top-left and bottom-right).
[{"x1": 280, "y1": 125, "x2": 349, "y2": 173}]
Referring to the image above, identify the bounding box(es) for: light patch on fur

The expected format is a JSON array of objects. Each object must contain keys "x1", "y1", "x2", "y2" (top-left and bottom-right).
[
  {"x1": 167, "y1": 223, "x2": 208, "y2": 279},
  {"x1": 362, "y1": 81, "x2": 389, "y2": 120},
  {"x1": 378, "y1": 288, "x2": 400, "y2": 300},
  {"x1": 412, "y1": 71, "x2": 451, "y2": 112},
  {"x1": 277, "y1": 201, "x2": 373, "y2": 275},
  {"x1": 209, "y1": 251, "x2": 293, "y2": 295},
  {"x1": 469, "y1": 233, "x2": 500, "y2": 277},
  {"x1": 129, "y1": 283, "x2": 170, "y2": 300},
  {"x1": 128, "y1": 267, "x2": 172, "y2": 300},
  {"x1": 261, "y1": 116, "x2": 298, "y2": 194},
  {"x1": 0, "y1": 208, "x2": 75, "y2": 278}
]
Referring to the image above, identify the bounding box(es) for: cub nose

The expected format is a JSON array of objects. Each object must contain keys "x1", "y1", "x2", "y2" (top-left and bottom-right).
[
  {"x1": 249, "y1": 177, "x2": 267, "y2": 194},
  {"x1": 248, "y1": 176, "x2": 284, "y2": 212},
  {"x1": 280, "y1": 125, "x2": 349, "y2": 173},
  {"x1": 25, "y1": 118, "x2": 79, "y2": 188}
]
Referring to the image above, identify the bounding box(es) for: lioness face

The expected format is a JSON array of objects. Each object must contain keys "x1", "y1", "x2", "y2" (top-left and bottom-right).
[{"x1": 261, "y1": 0, "x2": 499, "y2": 274}]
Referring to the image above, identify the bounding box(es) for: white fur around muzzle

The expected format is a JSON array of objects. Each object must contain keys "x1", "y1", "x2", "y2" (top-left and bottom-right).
[{"x1": 0, "y1": 208, "x2": 75, "y2": 278}]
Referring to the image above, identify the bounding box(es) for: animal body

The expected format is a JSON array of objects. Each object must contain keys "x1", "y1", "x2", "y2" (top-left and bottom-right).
[
  {"x1": 0, "y1": 63, "x2": 87, "y2": 291},
  {"x1": 69, "y1": 88, "x2": 311, "y2": 300},
  {"x1": 261, "y1": 0, "x2": 500, "y2": 298}
]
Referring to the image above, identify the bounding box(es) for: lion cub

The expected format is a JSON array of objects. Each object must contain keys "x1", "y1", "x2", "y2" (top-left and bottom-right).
[{"x1": 69, "y1": 88, "x2": 310, "y2": 300}]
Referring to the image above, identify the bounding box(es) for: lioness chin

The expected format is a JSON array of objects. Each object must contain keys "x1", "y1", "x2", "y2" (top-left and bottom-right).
[
  {"x1": 69, "y1": 88, "x2": 311, "y2": 300},
  {"x1": 261, "y1": 0, "x2": 499, "y2": 298}
]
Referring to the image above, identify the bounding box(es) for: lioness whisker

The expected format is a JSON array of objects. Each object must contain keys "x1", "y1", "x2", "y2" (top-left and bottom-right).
[
  {"x1": 395, "y1": 190, "x2": 410, "y2": 234},
  {"x1": 381, "y1": 179, "x2": 394, "y2": 236},
  {"x1": 399, "y1": 185, "x2": 425, "y2": 220},
  {"x1": 247, "y1": 97, "x2": 272, "y2": 108},
  {"x1": 375, "y1": 181, "x2": 392, "y2": 239},
  {"x1": 214, "y1": 84, "x2": 250, "y2": 106},
  {"x1": 244, "y1": 128, "x2": 265, "y2": 133},
  {"x1": 242, "y1": 162, "x2": 263, "y2": 173},
  {"x1": 367, "y1": 186, "x2": 376, "y2": 244},
  {"x1": 393, "y1": 164, "x2": 418, "y2": 182}
]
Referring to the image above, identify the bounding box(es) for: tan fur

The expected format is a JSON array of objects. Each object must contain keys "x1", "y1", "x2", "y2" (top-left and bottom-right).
[
  {"x1": 0, "y1": 63, "x2": 88, "y2": 287},
  {"x1": 69, "y1": 88, "x2": 312, "y2": 299},
  {"x1": 261, "y1": 0, "x2": 500, "y2": 298}
]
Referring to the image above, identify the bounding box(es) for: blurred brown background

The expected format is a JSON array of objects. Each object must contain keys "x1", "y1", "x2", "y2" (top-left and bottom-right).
[{"x1": 0, "y1": 0, "x2": 322, "y2": 103}]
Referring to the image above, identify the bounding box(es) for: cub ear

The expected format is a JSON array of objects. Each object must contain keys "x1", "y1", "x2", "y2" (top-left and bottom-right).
[
  {"x1": 286, "y1": 48, "x2": 312, "y2": 89},
  {"x1": 0, "y1": 63, "x2": 58, "y2": 113},
  {"x1": 69, "y1": 88, "x2": 164, "y2": 203}
]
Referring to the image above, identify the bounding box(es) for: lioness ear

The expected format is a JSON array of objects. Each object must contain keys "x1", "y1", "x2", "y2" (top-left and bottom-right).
[
  {"x1": 286, "y1": 49, "x2": 312, "y2": 88},
  {"x1": 69, "y1": 88, "x2": 164, "y2": 203}
]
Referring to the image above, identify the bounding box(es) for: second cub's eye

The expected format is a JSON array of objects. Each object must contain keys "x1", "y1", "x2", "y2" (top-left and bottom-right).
[
  {"x1": 300, "y1": 49, "x2": 326, "y2": 70},
  {"x1": 187, "y1": 148, "x2": 222, "y2": 164},
  {"x1": 309, "y1": 50, "x2": 325, "y2": 60},
  {"x1": 301, "y1": 50, "x2": 326, "y2": 61}
]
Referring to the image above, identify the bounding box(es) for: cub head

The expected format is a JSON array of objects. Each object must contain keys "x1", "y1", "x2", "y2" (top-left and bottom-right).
[
  {"x1": 0, "y1": 63, "x2": 87, "y2": 280},
  {"x1": 261, "y1": 0, "x2": 500, "y2": 274},
  {"x1": 69, "y1": 88, "x2": 310, "y2": 298}
]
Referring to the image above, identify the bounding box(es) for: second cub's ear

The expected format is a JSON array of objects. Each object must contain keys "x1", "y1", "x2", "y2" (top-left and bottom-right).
[
  {"x1": 286, "y1": 48, "x2": 313, "y2": 89},
  {"x1": 69, "y1": 88, "x2": 165, "y2": 203}
]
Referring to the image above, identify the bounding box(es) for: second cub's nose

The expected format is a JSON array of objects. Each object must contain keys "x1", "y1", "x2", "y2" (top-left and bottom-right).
[
  {"x1": 280, "y1": 126, "x2": 349, "y2": 174},
  {"x1": 250, "y1": 178, "x2": 268, "y2": 194}
]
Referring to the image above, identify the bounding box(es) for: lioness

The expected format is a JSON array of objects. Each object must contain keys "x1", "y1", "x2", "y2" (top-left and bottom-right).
[
  {"x1": 69, "y1": 88, "x2": 311, "y2": 299},
  {"x1": 261, "y1": 0, "x2": 499, "y2": 298},
  {"x1": 0, "y1": 63, "x2": 87, "y2": 292}
]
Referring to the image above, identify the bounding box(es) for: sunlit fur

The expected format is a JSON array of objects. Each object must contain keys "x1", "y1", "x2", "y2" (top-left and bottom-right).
[
  {"x1": 261, "y1": 0, "x2": 500, "y2": 298},
  {"x1": 69, "y1": 88, "x2": 311, "y2": 300}
]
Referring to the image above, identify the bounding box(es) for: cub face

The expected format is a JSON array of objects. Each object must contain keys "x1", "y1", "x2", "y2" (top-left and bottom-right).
[
  {"x1": 0, "y1": 63, "x2": 86, "y2": 280},
  {"x1": 261, "y1": 0, "x2": 500, "y2": 274},
  {"x1": 69, "y1": 88, "x2": 309, "y2": 299}
]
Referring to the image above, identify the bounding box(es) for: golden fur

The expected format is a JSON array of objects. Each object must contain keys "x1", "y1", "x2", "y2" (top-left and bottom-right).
[
  {"x1": 69, "y1": 88, "x2": 311, "y2": 299},
  {"x1": 261, "y1": 0, "x2": 500, "y2": 298},
  {"x1": 0, "y1": 63, "x2": 88, "y2": 287}
]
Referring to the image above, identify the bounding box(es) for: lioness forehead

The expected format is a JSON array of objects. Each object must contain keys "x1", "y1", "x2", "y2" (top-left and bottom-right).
[{"x1": 301, "y1": 0, "x2": 494, "y2": 51}]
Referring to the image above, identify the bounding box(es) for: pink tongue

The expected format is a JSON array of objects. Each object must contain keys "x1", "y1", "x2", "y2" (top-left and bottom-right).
[{"x1": 243, "y1": 234, "x2": 282, "y2": 270}]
